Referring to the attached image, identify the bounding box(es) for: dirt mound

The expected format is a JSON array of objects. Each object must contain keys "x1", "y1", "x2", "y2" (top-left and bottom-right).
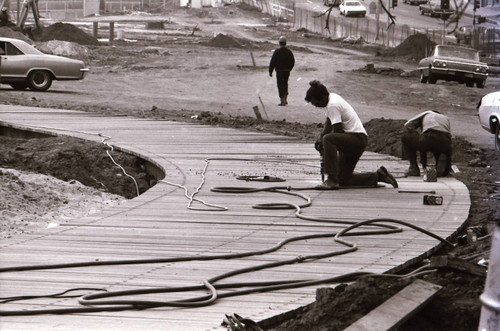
[
  {"x1": 0, "y1": 26, "x2": 32, "y2": 43},
  {"x1": 0, "y1": 135, "x2": 155, "y2": 199},
  {"x1": 364, "y1": 118, "x2": 482, "y2": 165},
  {"x1": 0, "y1": 167, "x2": 124, "y2": 239},
  {"x1": 269, "y1": 269, "x2": 485, "y2": 330},
  {"x1": 385, "y1": 34, "x2": 436, "y2": 61},
  {"x1": 30, "y1": 22, "x2": 99, "y2": 46},
  {"x1": 205, "y1": 33, "x2": 252, "y2": 48},
  {"x1": 35, "y1": 40, "x2": 90, "y2": 61}
]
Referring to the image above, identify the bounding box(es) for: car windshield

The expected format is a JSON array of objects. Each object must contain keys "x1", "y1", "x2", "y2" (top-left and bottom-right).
[
  {"x1": 346, "y1": 1, "x2": 360, "y2": 5},
  {"x1": 436, "y1": 46, "x2": 479, "y2": 61}
]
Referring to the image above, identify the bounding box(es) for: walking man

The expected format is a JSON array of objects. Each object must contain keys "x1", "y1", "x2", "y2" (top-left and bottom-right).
[
  {"x1": 401, "y1": 110, "x2": 452, "y2": 177},
  {"x1": 269, "y1": 36, "x2": 295, "y2": 106},
  {"x1": 305, "y1": 80, "x2": 398, "y2": 190}
]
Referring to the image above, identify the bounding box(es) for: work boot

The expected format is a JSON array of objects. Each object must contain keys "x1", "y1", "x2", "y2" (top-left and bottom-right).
[
  {"x1": 284, "y1": 95, "x2": 288, "y2": 105},
  {"x1": 436, "y1": 154, "x2": 450, "y2": 177},
  {"x1": 377, "y1": 166, "x2": 398, "y2": 188},
  {"x1": 315, "y1": 176, "x2": 340, "y2": 190},
  {"x1": 279, "y1": 98, "x2": 286, "y2": 106},
  {"x1": 404, "y1": 166, "x2": 420, "y2": 177}
]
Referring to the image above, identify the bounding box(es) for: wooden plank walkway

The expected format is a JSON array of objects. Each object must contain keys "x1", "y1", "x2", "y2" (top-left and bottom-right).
[{"x1": 0, "y1": 106, "x2": 470, "y2": 330}]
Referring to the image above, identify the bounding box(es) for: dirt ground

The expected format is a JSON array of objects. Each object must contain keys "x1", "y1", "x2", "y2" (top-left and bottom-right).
[{"x1": 0, "y1": 4, "x2": 499, "y2": 330}]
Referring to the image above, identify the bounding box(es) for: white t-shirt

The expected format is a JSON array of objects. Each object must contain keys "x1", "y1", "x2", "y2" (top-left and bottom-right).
[
  {"x1": 325, "y1": 93, "x2": 367, "y2": 135},
  {"x1": 405, "y1": 110, "x2": 451, "y2": 134}
]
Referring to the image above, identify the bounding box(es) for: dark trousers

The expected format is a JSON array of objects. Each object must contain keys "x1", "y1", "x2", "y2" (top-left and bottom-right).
[
  {"x1": 401, "y1": 130, "x2": 452, "y2": 176},
  {"x1": 322, "y1": 132, "x2": 378, "y2": 187},
  {"x1": 276, "y1": 71, "x2": 290, "y2": 98}
]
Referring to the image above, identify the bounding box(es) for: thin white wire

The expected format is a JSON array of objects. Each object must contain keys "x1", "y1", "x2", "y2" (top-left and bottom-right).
[
  {"x1": 100, "y1": 135, "x2": 140, "y2": 197},
  {"x1": 160, "y1": 158, "x2": 228, "y2": 211},
  {"x1": 3, "y1": 123, "x2": 141, "y2": 197}
]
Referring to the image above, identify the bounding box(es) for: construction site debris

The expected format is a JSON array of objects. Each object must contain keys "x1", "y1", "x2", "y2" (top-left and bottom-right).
[
  {"x1": 35, "y1": 40, "x2": 90, "y2": 61},
  {"x1": 0, "y1": 25, "x2": 32, "y2": 43},
  {"x1": 30, "y1": 22, "x2": 99, "y2": 46}
]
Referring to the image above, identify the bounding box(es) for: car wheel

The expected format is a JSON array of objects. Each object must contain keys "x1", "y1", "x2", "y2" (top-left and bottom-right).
[
  {"x1": 495, "y1": 121, "x2": 500, "y2": 151},
  {"x1": 428, "y1": 70, "x2": 437, "y2": 84},
  {"x1": 27, "y1": 70, "x2": 53, "y2": 91},
  {"x1": 420, "y1": 71, "x2": 428, "y2": 83},
  {"x1": 465, "y1": 80, "x2": 474, "y2": 87},
  {"x1": 476, "y1": 80, "x2": 485, "y2": 88},
  {"x1": 9, "y1": 82, "x2": 28, "y2": 90}
]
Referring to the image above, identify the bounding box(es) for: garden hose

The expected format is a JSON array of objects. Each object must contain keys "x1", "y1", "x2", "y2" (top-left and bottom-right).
[
  {"x1": 0, "y1": 158, "x2": 454, "y2": 316},
  {"x1": 0, "y1": 215, "x2": 453, "y2": 316}
]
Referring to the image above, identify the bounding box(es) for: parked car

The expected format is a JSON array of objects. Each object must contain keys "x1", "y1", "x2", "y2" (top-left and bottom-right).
[
  {"x1": 339, "y1": 0, "x2": 366, "y2": 17},
  {"x1": 403, "y1": 0, "x2": 427, "y2": 5},
  {"x1": 324, "y1": 0, "x2": 341, "y2": 6},
  {"x1": 417, "y1": 45, "x2": 488, "y2": 88},
  {"x1": 419, "y1": 0, "x2": 454, "y2": 18},
  {"x1": 454, "y1": 25, "x2": 473, "y2": 45},
  {"x1": 0, "y1": 37, "x2": 89, "y2": 91},
  {"x1": 476, "y1": 27, "x2": 500, "y2": 65},
  {"x1": 477, "y1": 91, "x2": 500, "y2": 150}
]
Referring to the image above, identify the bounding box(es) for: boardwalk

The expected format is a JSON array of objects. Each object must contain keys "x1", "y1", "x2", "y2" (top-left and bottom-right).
[{"x1": 0, "y1": 106, "x2": 470, "y2": 330}]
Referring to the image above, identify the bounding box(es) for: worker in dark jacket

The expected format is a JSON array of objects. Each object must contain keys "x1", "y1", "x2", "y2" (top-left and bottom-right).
[
  {"x1": 401, "y1": 110, "x2": 452, "y2": 177},
  {"x1": 269, "y1": 36, "x2": 295, "y2": 106},
  {"x1": 305, "y1": 80, "x2": 398, "y2": 190}
]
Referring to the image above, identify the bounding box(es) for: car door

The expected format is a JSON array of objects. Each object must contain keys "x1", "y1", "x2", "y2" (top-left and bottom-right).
[{"x1": 0, "y1": 41, "x2": 30, "y2": 80}]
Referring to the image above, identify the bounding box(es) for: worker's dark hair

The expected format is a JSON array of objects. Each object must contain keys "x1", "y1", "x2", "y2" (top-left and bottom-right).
[{"x1": 305, "y1": 80, "x2": 329, "y2": 102}]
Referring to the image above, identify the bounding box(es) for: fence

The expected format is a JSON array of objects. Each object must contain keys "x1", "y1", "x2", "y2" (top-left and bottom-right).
[
  {"x1": 7, "y1": 0, "x2": 167, "y2": 20},
  {"x1": 241, "y1": 0, "x2": 294, "y2": 22},
  {"x1": 241, "y1": 0, "x2": 500, "y2": 54},
  {"x1": 472, "y1": 25, "x2": 500, "y2": 64}
]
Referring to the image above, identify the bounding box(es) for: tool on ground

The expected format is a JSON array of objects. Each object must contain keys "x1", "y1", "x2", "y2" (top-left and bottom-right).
[
  {"x1": 423, "y1": 167, "x2": 437, "y2": 182},
  {"x1": 236, "y1": 175, "x2": 285, "y2": 182},
  {"x1": 423, "y1": 195, "x2": 443, "y2": 205},
  {"x1": 222, "y1": 313, "x2": 263, "y2": 331},
  {"x1": 314, "y1": 140, "x2": 324, "y2": 182},
  {"x1": 398, "y1": 190, "x2": 436, "y2": 194}
]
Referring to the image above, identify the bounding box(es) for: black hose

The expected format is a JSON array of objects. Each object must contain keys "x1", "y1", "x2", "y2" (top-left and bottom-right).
[{"x1": 0, "y1": 184, "x2": 454, "y2": 316}]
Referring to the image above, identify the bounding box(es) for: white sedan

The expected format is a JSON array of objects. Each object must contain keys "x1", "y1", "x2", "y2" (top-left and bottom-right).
[
  {"x1": 339, "y1": 0, "x2": 367, "y2": 17},
  {"x1": 477, "y1": 91, "x2": 500, "y2": 150},
  {"x1": 0, "y1": 37, "x2": 89, "y2": 91}
]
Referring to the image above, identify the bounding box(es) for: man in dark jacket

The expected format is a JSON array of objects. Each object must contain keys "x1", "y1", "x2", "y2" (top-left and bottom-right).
[{"x1": 269, "y1": 36, "x2": 295, "y2": 106}]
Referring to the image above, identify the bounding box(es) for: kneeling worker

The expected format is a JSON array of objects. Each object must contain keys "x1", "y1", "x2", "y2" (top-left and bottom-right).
[
  {"x1": 401, "y1": 110, "x2": 452, "y2": 177},
  {"x1": 305, "y1": 80, "x2": 398, "y2": 190}
]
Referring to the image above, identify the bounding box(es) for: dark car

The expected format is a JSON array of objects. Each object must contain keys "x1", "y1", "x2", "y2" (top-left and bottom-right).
[
  {"x1": 324, "y1": 0, "x2": 341, "y2": 6},
  {"x1": 417, "y1": 45, "x2": 488, "y2": 88},
  {"x1": 403, "y1": 0, "x2": 427, "y2": 5},
  {"x1": 419, "y1": 0, "x2": 454, "y2": 18}
]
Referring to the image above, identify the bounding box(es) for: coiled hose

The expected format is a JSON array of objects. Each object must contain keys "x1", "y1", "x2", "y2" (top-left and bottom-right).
[{"x1": 0, "y1": 158, "x2": 455, "y2": 316}]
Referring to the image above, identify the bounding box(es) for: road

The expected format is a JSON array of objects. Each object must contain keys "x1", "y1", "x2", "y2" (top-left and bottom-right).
[{"x1": 295, "y1": 0, "x2": 476, "y2": 42}]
